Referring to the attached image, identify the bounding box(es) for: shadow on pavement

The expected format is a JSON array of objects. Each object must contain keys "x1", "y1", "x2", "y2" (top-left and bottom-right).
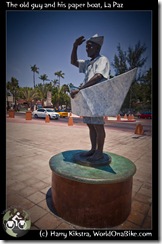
[{"x1": 46, "y1": 188, "x2": 60, "y2": 217}]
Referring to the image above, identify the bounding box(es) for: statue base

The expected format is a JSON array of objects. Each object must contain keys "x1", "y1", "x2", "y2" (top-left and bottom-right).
[{"x1": 49, "y1": 150, "x2": 136, "y2": 228}]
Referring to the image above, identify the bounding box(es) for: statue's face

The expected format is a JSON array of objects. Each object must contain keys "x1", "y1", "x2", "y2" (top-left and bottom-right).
[{"x1": 86, "y1": 41, "x2": 100, "y2": 58}]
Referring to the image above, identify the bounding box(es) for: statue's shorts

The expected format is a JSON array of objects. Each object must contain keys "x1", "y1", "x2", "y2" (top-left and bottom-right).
[{"x1": 83, "y1": 116, "x2": 105, "y2": 125}]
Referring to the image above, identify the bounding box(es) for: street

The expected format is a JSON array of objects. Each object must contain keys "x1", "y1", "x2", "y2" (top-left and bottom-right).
[{"x1": 14, "y1": 112, "x2": 152, "y2": 134}]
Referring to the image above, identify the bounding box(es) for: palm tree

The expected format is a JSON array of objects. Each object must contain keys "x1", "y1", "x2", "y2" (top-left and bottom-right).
[
  {"x1": 35, "y1": 83, "x2": 48, "y2": 107},
  {"x1": 51, "y1": 79, "x2": 59, "y2": 87},
  {"x1": 39, "y1": 74, "x2": 49, "y2": 86},
  {"x1": 54, "y1": 71, "x2": 65, "y2": 88},
  {"x1": 20, "y1": 87, "x2": 38, "y2": 109},
  {"x1": 30, "y1": 64, "x2": 39, "y2": 88}
]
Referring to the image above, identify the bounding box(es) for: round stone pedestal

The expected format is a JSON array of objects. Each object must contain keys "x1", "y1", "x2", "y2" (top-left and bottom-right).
[{"x1": 49, "y1": 150, "x2": 136, "y2": 228}]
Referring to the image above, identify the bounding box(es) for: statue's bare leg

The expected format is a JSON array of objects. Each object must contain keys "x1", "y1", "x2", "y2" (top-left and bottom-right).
[
  {"x1": 80, "y1": 124, "x2": 96, "y2": 157},
  {"x1": 88, "y1": 124, "x2": 105, "y2": 161}
]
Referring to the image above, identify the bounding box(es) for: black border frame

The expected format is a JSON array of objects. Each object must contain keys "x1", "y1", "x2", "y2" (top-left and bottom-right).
[{"x1": 1, "y1": 0, "x2": 158, "y2": 240}]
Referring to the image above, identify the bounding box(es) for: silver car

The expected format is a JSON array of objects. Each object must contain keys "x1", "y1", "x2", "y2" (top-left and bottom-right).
[{"x1": 32, "y1": 108, "x2": 60, "y2": 120}]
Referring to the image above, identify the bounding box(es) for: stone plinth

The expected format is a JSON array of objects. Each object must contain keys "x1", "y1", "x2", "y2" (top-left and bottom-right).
[
  {"x1": 25, "y1": 111, "x2": 32, "y2": 120},
  {"x1": 9, "y1": 110, "x2": 15, "y2": 118},
  {"x1": 49, "y1": 150, "x2": 136, "y2": 228}
]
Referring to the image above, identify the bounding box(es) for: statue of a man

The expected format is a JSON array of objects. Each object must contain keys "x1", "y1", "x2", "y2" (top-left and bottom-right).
[{"x1": 70, "y1": 34, "x2": 110, "y2": 161}]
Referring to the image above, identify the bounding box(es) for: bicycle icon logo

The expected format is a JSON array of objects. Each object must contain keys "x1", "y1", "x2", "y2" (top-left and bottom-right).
[
  {"x1": 6, "y1": 212, "x2": 27, "y2": 230},
  {"x1": 3, "y1": 207, "x2": 31, "y2": 237}
]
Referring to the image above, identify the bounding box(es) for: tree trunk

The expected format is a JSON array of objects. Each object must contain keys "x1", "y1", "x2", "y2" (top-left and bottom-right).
[{"x1": 33, "y1": 72, "x2": 35, "y2": 88}]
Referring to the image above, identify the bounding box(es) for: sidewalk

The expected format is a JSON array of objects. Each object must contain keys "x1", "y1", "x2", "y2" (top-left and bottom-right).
[{"x1": 6, "y1": 116, "x2": 152, "y2": 230}]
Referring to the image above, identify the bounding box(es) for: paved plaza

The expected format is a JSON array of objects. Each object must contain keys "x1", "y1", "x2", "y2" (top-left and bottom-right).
[{"x1": 6, "y1": 115, "x2": 152, "y2": 230}]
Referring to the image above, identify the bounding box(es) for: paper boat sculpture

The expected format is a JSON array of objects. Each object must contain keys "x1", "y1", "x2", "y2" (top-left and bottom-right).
[{"x1": 70, "y1": 68, "x2": 137, "y2": 117}]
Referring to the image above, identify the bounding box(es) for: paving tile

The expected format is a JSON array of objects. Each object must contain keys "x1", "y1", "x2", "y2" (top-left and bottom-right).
[
  {"x1": 40, "y1": 186, "x2": 51, "y2": 195},
  {"x1": 138, "y1": 187, "x2": 152, "y2": 197},
  {"x1": 132, "y1": 190, "x2": 137, "y2": 199},
  {"x1": 19, "y1": 186, "x2": 39, "y2": 197},
  {"x1": 115, "y1": 220, "x2": 140, "y2": 230},
  {"x1": 131, "y1": 200, "x2": 150, "y2": 215},
  {"x1": 148, "y1": 207, "x2": 152, "y2": 217},
  {"x1": 127, "y1": 210, "x2": 146, "y2": 226},
  {"x1": 142, "y1": 182, "x2": 152, "y2": 189},
  {"x1": 15, "y1": 172, "x2": 34, "y2": 181},
  {"x1": 34, "y1": 173, "x2": 50, "y2": 180},
  {"x1": 37, "y1": 199, "x2": 51, "y2": 212},
  {"x1": 6, "y1": 193, "x2": 35, "y2": 209},
  {"x1": 141, "y1": 216, "x2": 152, "y2": 229},
  {"x1": 134, "y1": 192, "x2": 152, "y2": 204},
  {"x1": 22, "y1": 177, "x2": 40, "y2": 186},
  {"x1": 31, "y1": 181, "x2": 49, "y2": 190},
  {"x1": 6, "y1": 179, "x2": 18, "y2": 186},
  {"x1": 28, "y1": 205, "x2": 47, "y2": 223},
  {"x1": 30, "y1": 225, "x2": 40, "y2": 230},
  {"x1": 132, "y1": 184, "x2": 142, "y2": 195},
  {"x1": 27, "y1": 191, "x2": 46, "y2": 204},
  {"x1": 34, "y1": 212, "x2": 62, "y2": 229},
  {"x1": 56, "y1": 222, "x2": 75, "y2": 229},
  {"x1": 7, "y1": 181, "x2": 27, "y2": 192},
  {"x1": 133, "y1": 178, "x2": 144, "y2": 187},
  {"x1": 134, "y1": 172, "x2": 152, "y2": 182},
  {"x1": 41, "y1": 176, "x2": 52, "y2": 185}
]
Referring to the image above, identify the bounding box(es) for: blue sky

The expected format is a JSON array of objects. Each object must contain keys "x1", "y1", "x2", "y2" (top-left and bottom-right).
[{"x1": 6, "y1": 10, "x2": 152, "y2": 88}]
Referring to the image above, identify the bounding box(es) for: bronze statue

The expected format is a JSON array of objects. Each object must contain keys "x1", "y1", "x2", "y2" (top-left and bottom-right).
[{"x1": 70, "y1": 34, "x2": 110, "y2": 162}]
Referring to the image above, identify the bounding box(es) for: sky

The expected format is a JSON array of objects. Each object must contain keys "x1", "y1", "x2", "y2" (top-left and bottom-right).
[{"x1": 6, "y1": 10, "x2": 152, "y2": 88}]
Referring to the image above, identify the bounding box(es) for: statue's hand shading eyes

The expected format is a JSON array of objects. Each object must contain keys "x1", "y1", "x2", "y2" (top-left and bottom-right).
[{"x1": 74, "y1": 36, "x2": 86, "y2": 47}]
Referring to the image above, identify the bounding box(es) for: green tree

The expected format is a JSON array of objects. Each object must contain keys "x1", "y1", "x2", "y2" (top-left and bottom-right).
[
  {"x1": 112, "y1": 41, "x2": 148, "y2": 110},
  {"x1": 112, "y1": 44, "x2": 127, "y2": 75},
  {"x1": 112, "y1": 41, "x2": 147, "y2": 75},
  {"x1": 61, "y1": 84, "x2": 69, "y2": 93},
  {"x1": 127, "y1": 42, "x2": 147, "y2": 69},
  {"x1": 54, "y1": 71, "x2": 65, "y2": 88},
  {"x1": 7, "y1": 77, "x2": 20, "y2": 109},
  {"x1": 138, "y1": 68, "x2": 152, "y2": 110},
  {"x1": 52, "y1": 85, "x2": 70, "y2": 108},
  {"x1": 30, "y1": 64, "x2": 39, "y2": 88}
]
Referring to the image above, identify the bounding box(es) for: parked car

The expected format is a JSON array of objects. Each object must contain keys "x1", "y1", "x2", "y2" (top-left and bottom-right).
[
  {"x1": 58, "y1": 111, "x2": 69, "y2": 118},
  {"x1": 138, "y1": 112, "x2": 152, "y2": 119},
  {"x1": 55, "y1": 109, "x2": 68, "y2": 118},
  {"x1": 32, "y1": 108, "x2": 60, "y2": 120}
]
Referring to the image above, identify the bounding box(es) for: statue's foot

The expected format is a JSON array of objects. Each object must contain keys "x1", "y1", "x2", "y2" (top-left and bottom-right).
[
  {"x1": 87, "y1": 151, "x2": 104, "y2": 161},
  {"x1": 80, "y1": 149, "x2": 95, "y2": 157}
]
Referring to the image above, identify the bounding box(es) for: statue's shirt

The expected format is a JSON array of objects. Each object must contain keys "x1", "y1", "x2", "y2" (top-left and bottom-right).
[{"x1": 78, "y1": 55, "x2": 110, "y2": 85}]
